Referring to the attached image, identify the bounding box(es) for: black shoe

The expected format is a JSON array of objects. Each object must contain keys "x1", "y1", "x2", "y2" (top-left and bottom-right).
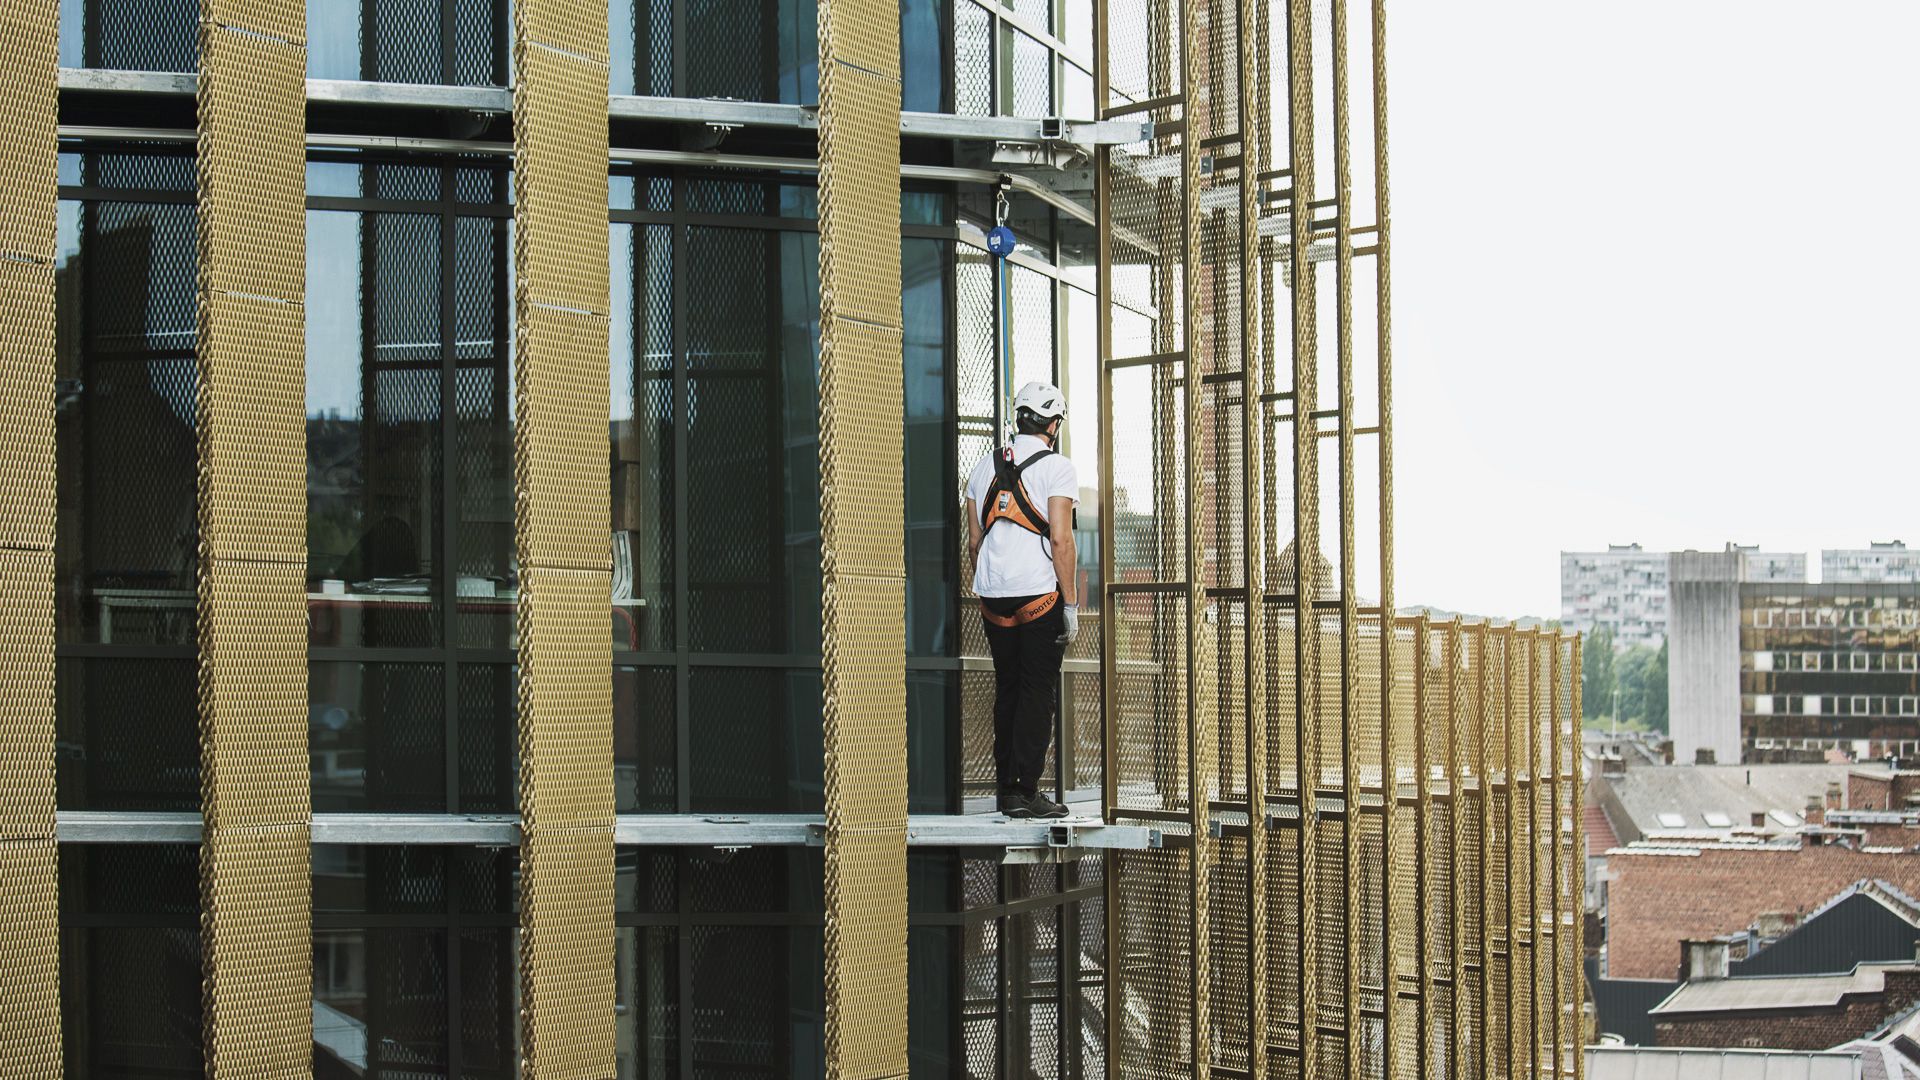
[
  {"x1": 1024, "y1": 794, "x2": 1071, "y2": 819},
  {"x1": 998, "y1": 793, "x2": 1033, "y2": 818}
]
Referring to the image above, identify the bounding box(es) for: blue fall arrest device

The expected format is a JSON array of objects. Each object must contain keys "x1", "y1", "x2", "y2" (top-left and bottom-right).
[{"x1": 991, "y1": 185, "x2": 1015, "y2": 431}]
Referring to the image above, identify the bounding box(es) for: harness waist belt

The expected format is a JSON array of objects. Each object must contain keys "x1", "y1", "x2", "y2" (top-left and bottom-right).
[{"x1": 981, "y1": 591, "x2": 1060, "y2": 628}]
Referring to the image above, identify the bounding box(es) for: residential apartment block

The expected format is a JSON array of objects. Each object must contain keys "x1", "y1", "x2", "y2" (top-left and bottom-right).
[
  {"x1": 1826, "y1": 542, "x2": 1920, "y2": 584},
  {"x1": 1563, "y1": 544, "x2": 1806, "y2": 648}
]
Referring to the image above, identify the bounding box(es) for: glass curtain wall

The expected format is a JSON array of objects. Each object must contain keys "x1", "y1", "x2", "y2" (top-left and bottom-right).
[{"x1": 51, "y1": 0, "x2": 1107, "y2": 1076}]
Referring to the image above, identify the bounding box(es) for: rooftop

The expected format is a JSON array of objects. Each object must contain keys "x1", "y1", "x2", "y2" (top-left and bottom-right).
[
  {"x1": 1651, "y1": 962, "x2": 1916, "y2": 1016},
  {"x1": 1603, "y1": 764, "x2": 1850, "y2": 839}
]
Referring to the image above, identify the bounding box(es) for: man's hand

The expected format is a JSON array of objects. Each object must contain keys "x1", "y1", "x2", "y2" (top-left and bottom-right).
[{"x1": 1060, "y1": 604, "x2": 1079, "y2": 645}]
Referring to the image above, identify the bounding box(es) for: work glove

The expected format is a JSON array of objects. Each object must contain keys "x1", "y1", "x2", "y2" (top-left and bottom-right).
[{"x1": 1060, "y1": 604, "x2": 1080, "y2": 645}]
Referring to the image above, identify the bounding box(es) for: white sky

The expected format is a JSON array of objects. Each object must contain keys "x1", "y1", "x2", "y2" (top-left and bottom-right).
[{"x1": 1388, "y1": 2, "x2": 1920, "y2": 619}]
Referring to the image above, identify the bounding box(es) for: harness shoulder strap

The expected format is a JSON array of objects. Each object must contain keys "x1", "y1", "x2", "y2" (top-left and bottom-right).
[{"x1": 983, "y1": 446, "x2": 1054, "y2": 534}]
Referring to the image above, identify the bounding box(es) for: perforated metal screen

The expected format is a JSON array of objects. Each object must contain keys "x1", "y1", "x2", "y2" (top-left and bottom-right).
[
  {"x1": 194, "y1": 0, "x2": 313, "y2": 1074},
  {"x1": 0, "y1": 0, "x2": 60, "y2": 1073},
  {"x1": 1096, "y1": 1, "x2": 1584, "y2": 1077},
  {"x1": 513, "y1": 2, "x2": 619, "y2": 1075},
  {"x1": 817, "y1": 0, "x2": 909, "y2": 1076}
]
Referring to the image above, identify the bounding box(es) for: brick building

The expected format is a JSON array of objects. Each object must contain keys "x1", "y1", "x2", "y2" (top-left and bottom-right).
[
  {"x1": 1605, "y1": 844, "x2": 1920, "y2": 980},
  {"x1": 1649, "y1": 961, "x2": 1920, "y2": 1051}
]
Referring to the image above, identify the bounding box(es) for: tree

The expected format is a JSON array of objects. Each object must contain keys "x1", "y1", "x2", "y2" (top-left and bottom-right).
[
  {"x1": 1581, "y1": 625, "x2": 1615, "y2": 721},
  {"x1": 1615, "y1": 646, "x2": 1648, "y2": 723},
  {"x1": 1644, "y1": 639, "x2": 1669, "y2": 732}
]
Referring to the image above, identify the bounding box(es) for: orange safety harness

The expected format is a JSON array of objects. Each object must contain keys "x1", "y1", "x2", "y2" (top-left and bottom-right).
[
  {"x1": 979, "y1": 445, "x2": 1060, "y2": 627},
  {"x1": 979, "y1": 445, "x2": 1056, "y2": 538}
]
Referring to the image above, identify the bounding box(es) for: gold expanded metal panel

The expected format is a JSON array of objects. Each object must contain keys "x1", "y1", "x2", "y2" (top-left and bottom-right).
[
  {"x1": 1090, "y1": 2, "x2": 1581, "y2": 1077},
  {"x1": 513, "y1": 2, "x2": 616, "y2": 1075},
  {"x1": 817, "y1": 0, "x2": 906, "y2": 1075},
  {"x1": 195, "y1": 1, "x2": 311, "y2": 1074},
  {"x1": 0, "y1": 3, "x2": 57, "y2": 1068}
]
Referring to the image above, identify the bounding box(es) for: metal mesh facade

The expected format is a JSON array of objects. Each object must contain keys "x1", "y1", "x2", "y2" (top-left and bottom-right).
[
  {"x1": 514, "y1": 0, "x2": 619, "y2": 1074},
  {"x1": 817, "y1": 0, "x2": 909, "y2": 1073},
  {"x1": 2, "y1": 0, "x2": 1590, "y2": 1075},
  {"x1": 1095, "y1": 1, "x2": 1585, "y2": 1078},
  {"x1": 0, "y1": 0, "x2": 60, "y2": 1074},
  {"x1": 194, "y1": 0, "x2": 313, "y2": 1074}
]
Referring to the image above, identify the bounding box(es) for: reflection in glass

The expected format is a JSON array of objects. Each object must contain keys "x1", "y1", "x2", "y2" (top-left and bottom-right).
[
  {"x1": 311, "y1": 847, "x2": 517, "y2": 1076},
  {"x1": 307, "y1": 208, "x2": 444, "y2": 649},
  {"x1": 617, "y1": 926, "x2": 680, "y2": 1078},
  {"x1": 309, "y1": 662, "x2": 445, "y2": 812},
  {"x1": 611, "y1": 223, "x2": 674, "y2": 653},
  {"x1": 685, "y1": 227, "x2": 820, "y2": 655},
  {"x1": 905, "y1": 239, "x2": 955, "y2": 657},
  {"x1": 689, "y1": 667, "x2": 824, "y2": 812},
  {"x1": 57, "y1": 193, "x2": 200, "y2": 646},
  {"x1": 59, "y1": 845, "x2": 202, "y2": 1077},
  {"x1": 306, "y1": 0, "x2": 510, "y2": 86},
  {"x1": 452, "y1": 214, "x2": 517, "y2": 649},
  {"x1": 686, "y1": 0, "x2": 817, "y2": 104}
]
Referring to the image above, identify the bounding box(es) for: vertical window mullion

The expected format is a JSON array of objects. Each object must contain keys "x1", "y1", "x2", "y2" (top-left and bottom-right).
[
  {"x1": 440, "y1": 169, "x2": 461, "y2": 813},
  {"x1": 671, "y1": 188, "x2": 692, "y2": 813}
]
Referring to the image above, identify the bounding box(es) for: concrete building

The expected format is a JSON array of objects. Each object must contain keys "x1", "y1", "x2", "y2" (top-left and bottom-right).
[
  {"x1": 1564, "y1": 543, "x2": 1806, "y2": 649},
  {"x1": 1828, "y1": 543, "x2": 1920, "y2": 584},
  {"x1": 1671, "y1": 548, "x2": 1750, "y2": 765},
  {"x1": 1563, "y1": 544, "x2": 1674, "y2": 647},
  {"x1": 1668, "y1": 547, "x2": 1920, "y2": 765}
]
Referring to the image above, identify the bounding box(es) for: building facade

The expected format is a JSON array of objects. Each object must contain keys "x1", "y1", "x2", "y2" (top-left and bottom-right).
[
  {"x1": 0, "y1": 1, "x2": 1590, "y2": 1079},
  {"x1": 1825, "y1": 542, "x2": 1920, "y2": 584},
  {"x1": 1562, "y1": 545, "x2": 1673, "y2": 647},
  {"x1": 1670, "y1": 549, "x2": 1920, "y2": 766},
  {"x1": 1739, "y1": 584, "x2": 1920, "y2": 762},
  {"x1": 1562, "y1": 544, "x2": 1807, "y2": 650}
]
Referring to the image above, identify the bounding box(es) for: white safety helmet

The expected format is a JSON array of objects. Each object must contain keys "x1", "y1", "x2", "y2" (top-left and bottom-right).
[{"x1": 1013, "y1": 380, "x2": 1067, "y2": 420}]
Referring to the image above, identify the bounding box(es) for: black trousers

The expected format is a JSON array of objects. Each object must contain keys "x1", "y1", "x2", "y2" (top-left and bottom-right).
[{"x1": 982, "y1": 593, "x2": 1067, "y2": 799}]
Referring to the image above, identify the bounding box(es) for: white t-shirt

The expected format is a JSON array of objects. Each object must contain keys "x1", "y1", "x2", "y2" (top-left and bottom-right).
[{"x1": 966, "y1": 434, "x2": 1079, "y2": 598}]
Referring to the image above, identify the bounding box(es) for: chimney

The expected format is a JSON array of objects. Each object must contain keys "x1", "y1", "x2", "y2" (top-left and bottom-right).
[
  {"x1": 1754, "y1": 912, "x2": 1795, "y2": 940},
  {"x1": 1603, "y1": 753, "x2": 1626, "y2": 778},
  {"x1": 1750, "y1": 811, "x2": 1767, "y2": 829},
  {"x1": 1683, "y1": 939, "x2": 1731, "y2": 982},
  {"x1": 1696, "y1": 747, "x2": 1717, "y2": 766},
  {"x1": 1828, "y1": 782, "x2": 1844, "y2": 812},
  {"x1": 1805, "y1": 795, "x2": 1825, "y2": 826}
]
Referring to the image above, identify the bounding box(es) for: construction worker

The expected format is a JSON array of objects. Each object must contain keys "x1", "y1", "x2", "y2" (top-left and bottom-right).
[{"x1": 965, "y1": 380, "x2": 1079, "y2": 819}]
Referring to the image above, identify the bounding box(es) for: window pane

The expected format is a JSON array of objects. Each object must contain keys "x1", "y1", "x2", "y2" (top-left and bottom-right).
[
  {"x1": 616, "y1": 665, "x2": 676, "y2": 812},
  {"x1": 57, "y1": 656, "x2": 199, "y2": 811},
  {"x1": 307, "y1": 208, "x2": 444, "y2": 649},
  {"x1": 62, "y1": 0, "x2": 196, "y2": 72},
  {"x1": 611, "y1": 222, "x2": 675, "y2": 653},
  {"x1": 58, "y1": 189, "x2": 200, "y2": 647},
  {"x1": 310, "y1": 661, "x2": 446, "y2": 812},
  {"x1": 689, "y1": 925, "x2": 825, "y2": 1077},
  {"x1": 685, "y1": 0, "x2": 817, "y2": 105},
  {"x1": 457, "y1": 663, "x2": 516, "y2": 812},
  {"x1": 453, "y1": 214, "x2": 517, "y2": 649},
  {"x1": 617, "y1": 926, "x2": 681, "y2": 1079},
  {"x1": 905, "y1": 239, "x2": 955, "y2": 657},
  {"x1": 59, "y1": 846, "x2": 202, "y2": 1078},
  {"x1": 685, "y1": 228, "x2": 820, "y2": 655},
  {"x1": 688, "y1": 666, "x2": 822, "y2": 812},
  {"x1": 307, "y1": 0, "x2": 510, "y2": 86},
  {"x1": 901, "y1": 0, "x2": 946, "y2": 113},
  {"x1": 908, "y1": 670, "x2": 956, "y2": 813}
]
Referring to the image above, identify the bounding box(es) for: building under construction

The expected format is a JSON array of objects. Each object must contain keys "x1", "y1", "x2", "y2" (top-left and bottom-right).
[{"x1": 0, "y1": 0, "x2": 1584, "y2": 1077}]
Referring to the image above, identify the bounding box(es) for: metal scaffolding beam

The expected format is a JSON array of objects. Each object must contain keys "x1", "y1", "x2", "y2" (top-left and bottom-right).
[{"x1": 57, "y1": 68, "x2": 1152, "y2": 148}]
